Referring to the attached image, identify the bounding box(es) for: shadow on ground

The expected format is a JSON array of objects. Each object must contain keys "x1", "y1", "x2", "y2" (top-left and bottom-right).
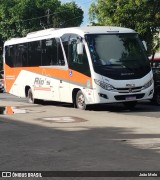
[{"x1": 0, "y1": 117, "x2": 160, "y2": 172}]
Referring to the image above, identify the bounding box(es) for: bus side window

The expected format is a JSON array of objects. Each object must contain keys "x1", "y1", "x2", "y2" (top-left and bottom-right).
[
  {"x1": 51, "y1": 38, "x2": 59, "y2": 65},
  {"x1": 28, "y1": 41, "x2": 41, "y2": 66},
  {"x1": 42, "y1": 38, "x2": 65, "y2": 66},
  {"x1": 61, "y1": 33, "x2": 71, "y2": 63},
  {"x1": 56, "y1": 38, "x2": 65, "y2": 66},
  {"x1": 5, "y1": 46, "x2": 13, "y2": 67},
  {"x1": 42, "y1": 39, "x2": 53, "y2": 66},
  {"x1": 7, "y1": 45, "x2": 16, "y2": 67},
  {"x1": 68, "y1": 34, "x2": 91, "y2": 77},
  {"x1": 22, "y1": 43, "x2": 28, "y2": 67},
  {"x1": 16, "y1": 43, "x2": 28, "y2": 67}
]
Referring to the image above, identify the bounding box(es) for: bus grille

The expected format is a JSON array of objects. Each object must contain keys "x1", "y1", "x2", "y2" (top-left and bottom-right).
[
  {"x1": 114, "y1": 93, "x2": 145, "y2": 101},
  {"x1": 115, "y1": 86, "x2": 143, "y2": 93}
]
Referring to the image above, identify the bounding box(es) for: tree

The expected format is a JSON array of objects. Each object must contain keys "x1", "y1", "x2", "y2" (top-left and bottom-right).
[
  {"x1": 0, "y1": 0, "x2": 83, "y2": 39},
  {"x1": 53, "y1": 2, "x2": 83, "y2": 28},
  {"x1": 0, "y1": 0, "x2": 83, "y2": 70},
  {"x1": 89, "y1": 0, "x2": 160, "y2": 56}
]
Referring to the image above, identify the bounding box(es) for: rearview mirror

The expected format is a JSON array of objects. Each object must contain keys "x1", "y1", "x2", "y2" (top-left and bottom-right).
[{"x1": 77, "y1": 42, "x2": 83, "y2": 55}]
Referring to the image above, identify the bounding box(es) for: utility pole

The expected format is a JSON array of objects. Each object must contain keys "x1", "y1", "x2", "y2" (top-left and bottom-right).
[{"x1": 46, "y1": 9, "x2": 51, "y2": 26}]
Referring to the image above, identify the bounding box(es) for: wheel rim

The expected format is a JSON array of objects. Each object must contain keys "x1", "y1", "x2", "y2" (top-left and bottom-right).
[
  {"x1": 77, "y1": 93, "x2": 85, "y2": 109},
  {"x1": 28, "y1": 90, "x2": 33, "y2": 103}
]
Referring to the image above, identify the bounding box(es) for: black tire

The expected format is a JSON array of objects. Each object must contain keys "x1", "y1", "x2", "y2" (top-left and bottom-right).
[
  {"x1": 27, "y1": 88, "x2": 35, "y2": 104},
  {"x1": 75, "y1": 90, "x2": 87, "y2": 110},
  {"x1": 27, "y1": 88, "x2": 43, "y2": 104},
  {"x1": 123, "y1": 101, "x2": 137, "y2": 109}
]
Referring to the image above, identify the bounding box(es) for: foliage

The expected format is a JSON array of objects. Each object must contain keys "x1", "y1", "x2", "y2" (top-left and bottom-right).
[
  {"x1": 52, "y1": 2, "x2": 83, "y2": 28},
  {"x1": 0, "y1": 0, "x2": 83, "y2": 70},
  {"x1": 0, "y1": 0, "x2": 83, "y2": 39},
  {"x1": 89, "y1": 0, "x2": 160, "y2": 56}
]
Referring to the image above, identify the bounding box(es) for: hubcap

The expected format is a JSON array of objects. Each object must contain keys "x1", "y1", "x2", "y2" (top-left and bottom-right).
[
  {"x1": 77, "y1": 94, "x2": 85, "y2": 108},
  {"x1": 28, "y1": 91, "x2": 33, "y2": 103}
]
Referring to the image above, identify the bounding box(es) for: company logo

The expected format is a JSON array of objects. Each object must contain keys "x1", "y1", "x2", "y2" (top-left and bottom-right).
[
  {"x1": 126, "y1": 84, "x2": 135, "y2": 88},
  {"x1": 121, "y1": 73, "x2": 134, "y2": 76},
  {"x1": 126, "y1": 84, "x2": 135, "y2": 93},
  {"x1": 128, "y1": 88, "x2": 132, "y2": 93},
  {"x1": 69, "y1": 70, "x2": 72, "y2": 77}
]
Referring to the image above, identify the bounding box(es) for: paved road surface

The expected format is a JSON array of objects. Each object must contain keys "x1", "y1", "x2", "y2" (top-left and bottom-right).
[{"x1": 0, "y1": 93, "x2": 160, "y2": 179}]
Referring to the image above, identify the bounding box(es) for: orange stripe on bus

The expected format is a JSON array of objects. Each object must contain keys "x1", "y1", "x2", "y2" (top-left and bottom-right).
[{"x1": 4, "y1": 64, "x2": 92, "y2": 92}]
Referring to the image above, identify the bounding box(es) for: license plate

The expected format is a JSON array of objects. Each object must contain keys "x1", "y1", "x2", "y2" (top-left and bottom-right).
[{"x1": 125, "y1": 96, "x2": 136, "y2": 100}]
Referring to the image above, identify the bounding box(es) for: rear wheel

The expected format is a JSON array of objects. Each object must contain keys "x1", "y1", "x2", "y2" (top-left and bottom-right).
[
  {"x1": 123, "y1": 101, "x2": 137, "y2": 109},
  {"x1": 27, "y1": 88, "x2": 34, "y2": 104},
  {"x1": 27, "y1": 88, "x2": 43, "y2": 104},
  {"x1": 75, "y1": 90, "x2": 87, "y2": 110}
]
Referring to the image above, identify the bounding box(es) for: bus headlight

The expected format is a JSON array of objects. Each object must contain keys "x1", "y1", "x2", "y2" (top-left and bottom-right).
[
  {"x1": 142, "y1": 78, "x2": 153, "y2": 90},
  {"x1": 94, "y1": 79, "x2": 115, "y2": 91}
]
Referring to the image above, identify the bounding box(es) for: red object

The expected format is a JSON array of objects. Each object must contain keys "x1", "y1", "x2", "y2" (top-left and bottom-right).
[{"x1": 153, "y1": 57, "x2": 160, "y2": 61}]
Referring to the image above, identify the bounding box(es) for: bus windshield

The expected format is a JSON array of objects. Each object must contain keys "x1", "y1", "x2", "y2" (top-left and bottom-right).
[{"x1": 86, "y1": 33, "x2": 151, "y2": 80}]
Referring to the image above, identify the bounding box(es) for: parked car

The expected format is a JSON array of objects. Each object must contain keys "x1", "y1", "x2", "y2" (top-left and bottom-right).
[{"x1": 150, "y1": 57, "x2": 160, "y2": 105}]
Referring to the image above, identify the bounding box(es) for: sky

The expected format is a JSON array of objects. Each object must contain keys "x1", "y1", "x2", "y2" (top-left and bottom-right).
[{"x1": 60, "y1": 0, "x2": 94, "y2": 26}]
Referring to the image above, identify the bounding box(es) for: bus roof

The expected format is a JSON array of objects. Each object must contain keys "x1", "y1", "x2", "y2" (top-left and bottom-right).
[
  {"x1": 4, "y1": 26, "x2": 136, "y2": 45},
  {"x1": 57, "y1": 26, "x2": 135, "y2": 36}
]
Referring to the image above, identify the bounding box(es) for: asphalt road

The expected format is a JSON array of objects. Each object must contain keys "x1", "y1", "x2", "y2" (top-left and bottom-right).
[
  {"x1": 1, "y1": 92, "x2": 160, "y2": 118},
  {"x1": 0, "y1": 93, "x2": 160, "y2": 179}
]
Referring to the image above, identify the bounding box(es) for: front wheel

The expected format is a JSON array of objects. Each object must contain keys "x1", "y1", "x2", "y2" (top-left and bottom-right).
[
  {"x1": 75, "y1": 90, "x2": 87, "y2": 110},
  {"x1": 123, "y1": 101, "x2": 137, "y2": 109}
]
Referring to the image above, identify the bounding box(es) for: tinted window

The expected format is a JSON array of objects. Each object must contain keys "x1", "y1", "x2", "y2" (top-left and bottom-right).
[
  {"x1": 5, "y1": 38, "x2": 65, "y2": 67},
  {"x1": 62, "y1": 34, "x2": 91, "y2": 77},
  {"x1": 86, "y1": 33, "x2": 150, "y2": 80},
  {"x1": 16, "y1": 43, "x2": 28, "y2": 67},
  {"x1": 87, "y1": 34, "x2": 148, "y2": 66},
  {"x1": 5, "y1": 45, "x2": 16, "y2": 67},
  {"x1": 42, "y1": 39, "x2": 55, "y2": 66},
  {"x1": 57, "y1": 39, "x2": 65, "y2": 66},
  {"x1": 61, "y1": 34, "x2": 71, "y2": 60},
  {"x1": 42, "y1": 38, "x2": 65, "y2": 66},
  {"x1": 28, "y1": 41, "x2": 41, "y2": 66}
]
